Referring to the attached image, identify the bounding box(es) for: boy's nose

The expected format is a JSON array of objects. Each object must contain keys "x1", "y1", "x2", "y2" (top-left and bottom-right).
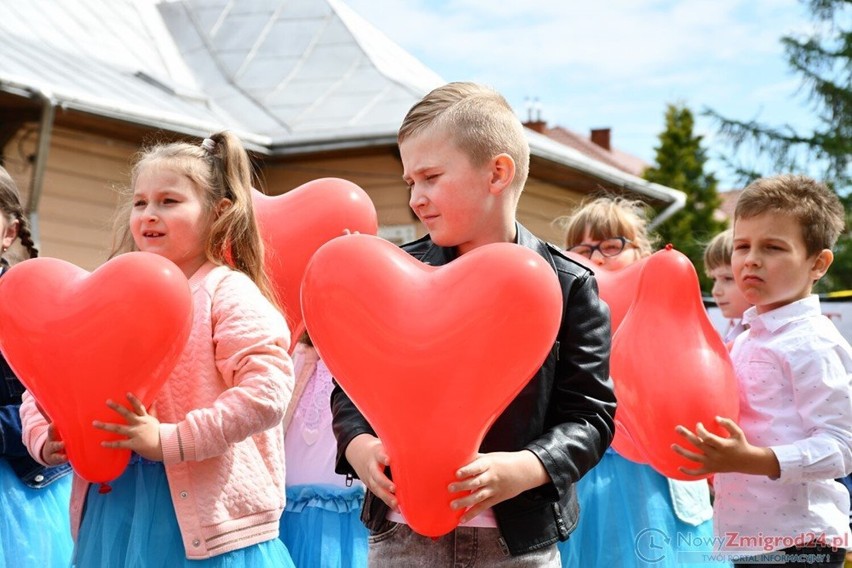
[{"x1": 409, "y1": 189, "x2": 427, "y2": 209}]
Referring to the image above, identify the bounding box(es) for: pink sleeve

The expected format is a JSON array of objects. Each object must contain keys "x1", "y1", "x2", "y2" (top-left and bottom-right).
[
  {"x1": 20, "y1": 390, "x2": 51, "y2": 466},
  {"x1": 162, "y1": 272, "x2": 293, "y2": 464}
]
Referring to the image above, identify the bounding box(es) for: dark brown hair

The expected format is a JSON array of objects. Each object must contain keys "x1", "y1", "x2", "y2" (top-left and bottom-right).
[{"x1": 0, "y1": 166, "x2": 38, "y2": 259}]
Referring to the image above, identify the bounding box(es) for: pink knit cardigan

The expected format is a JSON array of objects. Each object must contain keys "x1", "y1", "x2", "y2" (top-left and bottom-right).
[{"x1": 21, "y1": 262, "x2": 293, "y2": 559}]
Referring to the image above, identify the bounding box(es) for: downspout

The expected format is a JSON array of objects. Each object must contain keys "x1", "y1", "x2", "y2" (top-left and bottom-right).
[
  {"x1": 648, "y1": 188, "x2": 686, "y2": 231},
  {"x1": 26, "y1": 88, "x2": 56, "y2": 245}
]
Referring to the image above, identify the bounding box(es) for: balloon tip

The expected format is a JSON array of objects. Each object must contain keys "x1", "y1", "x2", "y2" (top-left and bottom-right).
[
  {"x1": 98, "y1": 483, "x2": 112, "y2": 494},
  {"x1": 665, "y1": 243, "x2": 673, "y2": 251}
]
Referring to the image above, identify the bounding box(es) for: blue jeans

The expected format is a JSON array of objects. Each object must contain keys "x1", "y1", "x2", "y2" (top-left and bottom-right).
[{"x1": 368, "y1": 522, "x2": 561, "y2": 567}]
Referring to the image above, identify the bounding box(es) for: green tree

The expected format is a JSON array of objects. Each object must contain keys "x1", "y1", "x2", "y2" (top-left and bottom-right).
[
  {"x1": 644, "y1": 104, "x2": 726, "y2": 293},
  {"x1": 706, "y1": 0, "x2": 851, "y2": 291}
]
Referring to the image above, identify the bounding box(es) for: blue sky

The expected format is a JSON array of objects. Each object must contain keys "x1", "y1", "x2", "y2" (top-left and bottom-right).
[{"x1": 345, "y1": 0, "x2": 820, "y2": 189}]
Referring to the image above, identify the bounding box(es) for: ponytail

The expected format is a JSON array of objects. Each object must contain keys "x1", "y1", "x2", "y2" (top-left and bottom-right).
[{"x1": 111, "y1": 132, "x2": 279, "y2": 309}]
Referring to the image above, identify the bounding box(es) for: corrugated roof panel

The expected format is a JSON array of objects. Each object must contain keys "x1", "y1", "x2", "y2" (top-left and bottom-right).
[
  {"x1": 213, "y1": 13, "x2": 270, "y2": 53},
  {"x1": 240, "y1": 57, "x2": 302, "y2": 93},
  {"x1": 189, "y1": 4, "x2": 228, "y2": 37},
  {"x1": 294, "y1": 45, "x2": 361, "y2": 80},
  {"x1": 245, "y1": 0, "x2": 331, "y2": 19},
  {"x1": 256, "y1": 19, "x2": 325, "y2": 57},
  {"x1": 265, "y1": 80, "x2": 336, "y2": 107}
]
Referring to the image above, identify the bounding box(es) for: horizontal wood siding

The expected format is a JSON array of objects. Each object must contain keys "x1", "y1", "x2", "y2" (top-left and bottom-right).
[
  {"x1": 2, "y1": 127, "x2": 588, "y2": 268},
  {"x1": 2, "y1": 126, "x2": 136, "y2": 269}
]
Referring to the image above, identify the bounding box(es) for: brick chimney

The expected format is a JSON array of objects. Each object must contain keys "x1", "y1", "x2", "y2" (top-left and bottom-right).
[
  {"x1": 522, "y1": 97, "x2": 547, "y2": 133},
  {"x1": 590, "y1": 128, "x2": 611, "y2": 151}
]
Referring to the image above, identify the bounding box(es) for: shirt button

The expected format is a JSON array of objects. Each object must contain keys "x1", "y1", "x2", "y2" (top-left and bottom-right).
[
  {"x1": 180, "y1": 491, "x2": 188, "y2": 499},
  {"x1": 34, "y1": 474, "x2": 45, "y2": 483},
  {"x1": 192, "y1": 539, "x2": 200, "y2": 547}
]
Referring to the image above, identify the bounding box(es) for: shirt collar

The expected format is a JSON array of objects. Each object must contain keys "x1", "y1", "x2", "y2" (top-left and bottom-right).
[{"x1": 741, "y1": 294, "x2": 821, "y2": 334}]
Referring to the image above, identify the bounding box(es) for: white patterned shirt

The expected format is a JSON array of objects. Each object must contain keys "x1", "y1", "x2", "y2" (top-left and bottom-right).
[{"x1": 714, "y1": 295, "x2": 852, "y2": 554}]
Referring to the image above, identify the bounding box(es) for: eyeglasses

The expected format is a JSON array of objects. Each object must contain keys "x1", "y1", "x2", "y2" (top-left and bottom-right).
[{"x1": 568, "y1": 236, "x2": 633, "y2": 259}]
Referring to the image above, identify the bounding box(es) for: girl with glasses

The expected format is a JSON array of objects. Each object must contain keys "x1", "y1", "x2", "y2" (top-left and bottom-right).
[{"x1": 556, "y1": 196, "x2": 726, "y2": 568}]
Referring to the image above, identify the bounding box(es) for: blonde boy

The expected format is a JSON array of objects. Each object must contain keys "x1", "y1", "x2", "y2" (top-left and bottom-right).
[
  {"x1": 704, "y1": 228, "x2": 752, "y2": 341},
  {"x1": 675, "y1": 174, "x2": 852, "y2": 567},
  {"x1": 331, "y1": 82, "x2": 616, "y2": 566}
]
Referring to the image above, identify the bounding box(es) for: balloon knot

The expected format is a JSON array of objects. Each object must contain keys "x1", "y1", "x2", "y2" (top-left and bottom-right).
[
  {"x1": 98, "y1": 483, "x2": 112, "y2": 495},
  {"x1": 665, "y1": 243, "x2": 673, "y2": 251},
  {"x1": 430, "y1": 537, "x2": 440, "y2": 542}
]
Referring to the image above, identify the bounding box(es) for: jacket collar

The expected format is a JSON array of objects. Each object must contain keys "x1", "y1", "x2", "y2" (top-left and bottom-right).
[{"x1": 417, "y1": 222, "x2": 554, "y2": 268}]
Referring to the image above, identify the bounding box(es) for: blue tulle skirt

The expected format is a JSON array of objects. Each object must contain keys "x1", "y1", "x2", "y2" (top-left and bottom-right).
[
  {"x1": 279, "y1": 484, "x2": 368, "y2": 568},
  {"x1": 0, "y1": 459, "x2": 73, "y2": 568},
  {"x1": 74, "y1": 458, "x2": 294, "y2": 568},
  {"x1": 559, "y1": 451, "x2": 728, "y2": 567}
]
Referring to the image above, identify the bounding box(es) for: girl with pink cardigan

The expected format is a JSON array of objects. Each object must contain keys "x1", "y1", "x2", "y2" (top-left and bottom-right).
[{"x1": 21, "y1": 132, "x2": 295, "y2": 567}]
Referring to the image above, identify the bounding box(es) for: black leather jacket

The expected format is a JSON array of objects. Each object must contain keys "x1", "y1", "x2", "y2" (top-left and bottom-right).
[{"x1": 330, "y1": 223, "x2": 615, "y2": 556}]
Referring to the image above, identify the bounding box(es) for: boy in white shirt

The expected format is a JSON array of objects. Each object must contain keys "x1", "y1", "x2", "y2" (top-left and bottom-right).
[
  {"x1": 704, "y1": 228, "x2": 752, "y2": 343},
  {"x1": 674, "y1": 174, "x2": 852, "y2": 568}
]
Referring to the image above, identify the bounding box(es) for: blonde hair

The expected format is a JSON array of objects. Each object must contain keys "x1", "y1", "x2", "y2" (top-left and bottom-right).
[
  {"x1": 111, "y1": 131, "x2": 277, "y2": 306},
  {"x1": 0, "y1": 166, "x2": 38, "y2": 259},
  {"x1": 560, "y1": 196, "x2": 656, "y2": 258},
  {"x1": 735, "y1": 174, "x2": 845, "y2": 256},
  {"x1": 703, "y1": 228, "x2": 733, "y2": 273},
  {"x1": 398, "y1": 82, "x2": 530, "y2": 193}
]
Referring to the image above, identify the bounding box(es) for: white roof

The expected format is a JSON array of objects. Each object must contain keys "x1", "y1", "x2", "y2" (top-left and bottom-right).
[{"x1": 0, "y1": 0, "x2": 684, "y2": 205}]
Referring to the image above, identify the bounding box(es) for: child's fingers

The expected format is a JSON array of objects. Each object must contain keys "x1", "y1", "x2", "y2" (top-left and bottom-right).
[
  {"x1": 454, "y1": 455, "x2": 486, "y2": 482},
  {"x1": 675, "y1": 425, "x2": 702, "y2": 446},
  {"x1": 456, "y1": 490, "x2": 495, "y2": 523},
  {"x1": 715, "y1": 416, "x2": 743, "y2": 438},
  {"x1": 47, "y1": 423, "x2": 62, "y2": 442},
  {"x1": 92, "y1": 420, "x2": 129, "y2": 436},
  {"x1": 368, "y1": 472, "x2": 398, "y2": 511},
  {"x1": 678, "y1": 465, "x2": 709, "y2": 477},
  {"x1": 101, "y1": 438, "x2": 132, "y2": 450},
  {"x1": 695, "y1": 422, "x2": 725, "y2": 448},
  {"x1": 105, "y1": 399, "x2": 135, "y2": 420},
  {"x1": 672, "y1": 443, "x2": 705, "y2": 462},
  {"x1": 125, "y1": 392, "x2": 147, "y2": 415}
]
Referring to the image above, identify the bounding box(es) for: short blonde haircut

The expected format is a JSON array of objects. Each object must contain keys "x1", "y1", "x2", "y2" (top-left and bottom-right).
[
  {"x1": 560, "y1": 196, "x2": 656, "y2": 258},
  {"x1": 703, "y1": 228, "x2": 733, "y2": 273},
  {"x1": 398, "y1": 82, "x2": 530, "y2": 193},
  {"x1": 735, "y1": 174, "x2": 845, "y2": 256}
]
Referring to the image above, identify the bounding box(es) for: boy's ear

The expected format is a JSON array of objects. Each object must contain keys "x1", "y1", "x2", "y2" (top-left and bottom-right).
[
  {"x1": 489, "y1": 153, "x2": 515, "y2": 195},
  {"x1": 810, "y1": 249, "x2": 834, "y2": 281}
]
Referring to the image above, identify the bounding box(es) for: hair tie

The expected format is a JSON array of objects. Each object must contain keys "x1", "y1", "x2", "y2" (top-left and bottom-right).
[{"x1": 201, "y1": 137, "x2": 216, "y2": 155}]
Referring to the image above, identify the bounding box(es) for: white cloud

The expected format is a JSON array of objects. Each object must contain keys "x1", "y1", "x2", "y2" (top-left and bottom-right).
[{"x1": 342, "y1": 0, "x2": 819, "y2": 182}]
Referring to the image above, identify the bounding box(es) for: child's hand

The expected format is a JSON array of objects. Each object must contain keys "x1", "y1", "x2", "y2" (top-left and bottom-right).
[
  {"x1": 41, "y1": 423, "x2": 68, "y2": 466},
  {"x1": 673, "y1": 417, "x2": 780, "y2": 477},
  {"x1": 344, "y1": 434, "x2": 398, "y2": 512},
  {"x1": 448, "y1": 450, "x2": 549, "y2": 523},
  {"x1": 94, "y1": 392, "x2": 164, "y2": 462}
]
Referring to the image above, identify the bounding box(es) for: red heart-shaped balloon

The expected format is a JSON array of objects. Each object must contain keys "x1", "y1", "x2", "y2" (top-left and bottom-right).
[
  {"x1": 301, "y1": 235, "x2": 563, "y2": 537},
  {"x1": 564, "y1": 251, "x2": 646, "y2": 334},
  {"x1": 563, "y1": 251, "x2": 651, "y2": 463},
  {"x1": 253, "y1": 179, "x2": 378, "y2": 351},
  {"x1": 610, "y1": 247, "x2": 739, "y2": 479},
  {"x1": 0, "y1": 253, "x2": 193, "y2": 483}
]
